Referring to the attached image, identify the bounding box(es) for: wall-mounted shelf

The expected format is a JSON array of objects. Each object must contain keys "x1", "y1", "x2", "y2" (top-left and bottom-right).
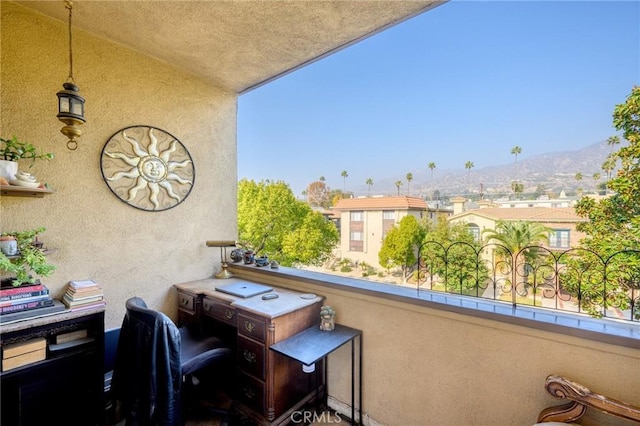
[{"x1": 1, "y1": 185, "x2": 54, "y2": 198}]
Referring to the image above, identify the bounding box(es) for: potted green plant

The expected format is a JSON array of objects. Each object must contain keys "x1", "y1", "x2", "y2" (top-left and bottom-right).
[
  {"x1": 0, "y1": 227, "x2": 56, "y2": 287},
  {"x1": 0, "y1": 136, "x2": 54, "y2": 182}
]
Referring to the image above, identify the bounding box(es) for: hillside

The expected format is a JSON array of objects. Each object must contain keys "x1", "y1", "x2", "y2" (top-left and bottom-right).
[{"x1": 355, "y1": 139, "x2": 621, "y2": 199}]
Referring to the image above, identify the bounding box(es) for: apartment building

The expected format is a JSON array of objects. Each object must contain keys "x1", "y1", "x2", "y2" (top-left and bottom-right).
[
  {"x1": 449, "y1": 197, "x2": 588, "y2": 250},
  {"x1": 331, "y1": 196, "x2": 452, "y2": 267}
]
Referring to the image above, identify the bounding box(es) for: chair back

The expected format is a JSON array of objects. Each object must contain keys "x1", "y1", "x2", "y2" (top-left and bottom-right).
[{"x1": 112, "y1": 297, "x2": 183, "y2": 426}]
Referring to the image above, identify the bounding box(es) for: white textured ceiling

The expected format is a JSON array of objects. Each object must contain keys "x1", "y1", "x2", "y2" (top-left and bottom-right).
[{"x1": 16, "y1": 0, "x2": 445, "y2": 94}]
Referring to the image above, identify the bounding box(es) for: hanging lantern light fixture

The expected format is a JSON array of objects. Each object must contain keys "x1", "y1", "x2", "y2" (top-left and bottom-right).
[{"x1": 56, "y1": 0, "x2": 85, "y2": 150}]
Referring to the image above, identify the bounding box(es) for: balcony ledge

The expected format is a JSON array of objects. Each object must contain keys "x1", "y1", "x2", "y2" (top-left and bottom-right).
[{"x1": 229, "y1": 263, "x2": 640, "y2": 350}]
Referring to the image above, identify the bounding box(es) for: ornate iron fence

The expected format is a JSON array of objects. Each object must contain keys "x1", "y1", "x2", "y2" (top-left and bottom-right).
[{"x1": 416, "y1": 241, "x2": 640, "y2": 322}]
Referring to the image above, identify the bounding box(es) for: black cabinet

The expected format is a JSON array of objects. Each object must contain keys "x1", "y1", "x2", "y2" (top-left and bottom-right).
[{"x1": 1, "y1": 308, "x2": 105, "y2": 426}]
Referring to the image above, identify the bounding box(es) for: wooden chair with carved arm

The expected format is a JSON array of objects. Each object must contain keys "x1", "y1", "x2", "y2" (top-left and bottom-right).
[{"x1": 536, "y1": 375, "x2": 640, "y2": 425}]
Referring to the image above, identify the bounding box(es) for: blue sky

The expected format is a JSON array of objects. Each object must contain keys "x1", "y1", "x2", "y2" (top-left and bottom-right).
[{"x1": 238, "y1": 0, "x2": 640, "y2": 197}]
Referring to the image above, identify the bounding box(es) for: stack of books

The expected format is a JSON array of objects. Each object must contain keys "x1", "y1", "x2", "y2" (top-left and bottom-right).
[
  {"x1": 2, "y1": 337, "x2": 47, "y2": 371},
  {"x1": 62, "y1": 280, "x2": 106, "y2": 311},
  {"x1": 0, "y1": 280, "x2": 55, "y2": 315}
]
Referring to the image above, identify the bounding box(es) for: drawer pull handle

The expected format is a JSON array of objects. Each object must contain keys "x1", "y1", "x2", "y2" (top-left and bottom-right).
[
  {"x1": 243, "y1": 386, "x2": 255, "y2": 400},
  {"x1": 243, "y1": 350, "x2": 256, "y2": 363},
  {"x1": 182, "y1": 299, "x2": 189, "y2": 306},
  {"x1": 204, "y1": 304, "x2": 212, "y2": 312},
  {"x1": 225, "y1": 309, "x2": 234, "y2": 319},
  {"x1": 244, "y1": 321, "x2": 255, "y2": 333}
]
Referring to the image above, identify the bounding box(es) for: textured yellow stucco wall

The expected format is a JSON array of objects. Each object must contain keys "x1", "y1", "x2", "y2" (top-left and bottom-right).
[
  {"x1": 234, "y1": 267, "x2": 640, "y2": 426},
  {"x1": 1, "y1": 2, "x2": 238, "y2": 328}
]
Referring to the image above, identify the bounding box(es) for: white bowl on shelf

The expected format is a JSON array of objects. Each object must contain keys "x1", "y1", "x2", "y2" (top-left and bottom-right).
[{"x1": 10, "y1": 179, "x2": 41, "y2": 189}]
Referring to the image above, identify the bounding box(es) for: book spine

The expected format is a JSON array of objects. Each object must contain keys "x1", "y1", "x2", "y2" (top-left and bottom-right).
[
  {"x1": 0, "y1": 284, "x2": 46, "y2": 297},
  {"x1": 0, "y1": 299, "x2": 52, "y2": 314},
  {"x1": 0, "y1": 289, "x2": 49, "y2": 302},
  {"x1": 0, "y1": 294, "x2": 51, "y2": 307}
]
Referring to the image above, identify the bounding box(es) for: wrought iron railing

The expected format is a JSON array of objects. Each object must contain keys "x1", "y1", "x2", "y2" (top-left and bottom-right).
[{"x1": 416, "y1": 241, "x2": 640, "y2": 322}]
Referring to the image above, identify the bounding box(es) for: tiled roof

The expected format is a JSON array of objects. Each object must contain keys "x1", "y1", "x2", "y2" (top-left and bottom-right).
[
  {"x1": 332, "y1": 196, "x2": 428, "y2": 211},
  {"x1": 451, "y1": 207, "x2": 587, "y2": 223}
]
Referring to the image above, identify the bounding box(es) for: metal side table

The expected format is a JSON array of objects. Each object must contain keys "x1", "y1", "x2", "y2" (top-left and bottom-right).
[{"x1": 270, "y1": 324, "x2": 362, "y2": 425}]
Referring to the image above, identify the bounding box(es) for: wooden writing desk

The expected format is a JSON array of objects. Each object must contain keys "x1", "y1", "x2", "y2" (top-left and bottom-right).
[{"x1": 174, "y1": 278, "x2": 325, "y2": 426}]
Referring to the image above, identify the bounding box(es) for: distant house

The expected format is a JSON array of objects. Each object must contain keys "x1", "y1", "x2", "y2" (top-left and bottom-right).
[
  {"x1": 331, "y1": 196, "x2": 451, "y2": 267},
  {"x1": 448, "y1": 197, "x2": 588, "y2": 250}
]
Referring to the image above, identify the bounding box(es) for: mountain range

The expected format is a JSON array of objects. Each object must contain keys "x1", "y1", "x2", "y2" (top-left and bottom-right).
[{"x1": 355, "y1": 139, "x2": 622, "y2": 199}]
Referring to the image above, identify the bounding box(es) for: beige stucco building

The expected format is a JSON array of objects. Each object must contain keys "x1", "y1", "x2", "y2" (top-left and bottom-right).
[
  {"x1": 449, "y1": 197, "x2": 588, "y2": 250},
  {"x1": 1, "y1": 2, "x2": 638, "y2": 425},
  {"x1": 331, "y1": 196, "x2": 451, "y2": 268}
]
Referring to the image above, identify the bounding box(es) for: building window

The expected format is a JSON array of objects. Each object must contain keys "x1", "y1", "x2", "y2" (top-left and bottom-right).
[
  {"x1": 350, "y1": 211, "x2": 364, "y2": 221},
  {"x1": 467, "y1": 223, "x2": 480, "y2": 241},
  {"x1": 549, "y1": 229, "x2": 570, "y2": 248},
  {"x1": 350, "y1": 231, "x2": 364, "y2": 252},
  {"x1": 382, "y1": 211, "x2": 394, "y2": 220}
]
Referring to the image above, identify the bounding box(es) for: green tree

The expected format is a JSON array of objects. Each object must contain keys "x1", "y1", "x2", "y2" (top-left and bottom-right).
[
  {"x1": 406, "y1": 172, "x2": 413, "y2": 195},
  {"x1": 482, "y1": 221, "x2": 551, "y2": 262},
  {"x1": 607, "y1": 135, "x2": 620, "y2": 153},
  {"x1": 281, "y1": 210, "x2": 340, "y2": 266},
  {"x1": 482, "y1": 220, "x2": 551, "y2": 303},
  {"x1": 592, "y1": 172, "x2": 601, "y2": 194},
  {"x1": 511, "y1": 145, "x2": 522, "y2": 163},
  {"x1": 533, "y1": 184, "x2": 547, "y2": 199},
  {"x1": 601, "y1": 154, "x2": 617, "y2": 194},
  {"x1": 366, "y1": 178, "x2": 374, "y2": 195},
  {"x1": 341, "y1": 170, "x2": 348, "y2": 193},
  {"x1": 465, "y1": 161, "x2": 474, "y2": 192},
  {"x1": 572, "y1": 87, "x2": 640, "y2": 317},
  {"x1": 237, "y1": 179, "x2": 338, "y2": 267},
  {"x1": 379, "y1": 215, "x2": 425, "y2": 283},
  {"x1": 428, "y1": 162, "x2": 436, "y2": 180},
  {"x1": 418, "y1": 218, "x2": 487, "y2": 295},
  {"x1": 394, "y1": 180, "x2": 403, "y2": 195},
  {"x1": 574, "y1": 172, "x2": 583, "y2": 196},
  {"x1": 511, "y1": 180, "x2": 524, "y2": 198}
]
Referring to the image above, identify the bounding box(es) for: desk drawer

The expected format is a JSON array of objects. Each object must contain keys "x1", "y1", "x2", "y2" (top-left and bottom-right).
[
  {"x1": 177, "y1": 292, "x2": 196, "y2": 314},
  {"x1": 236, "y1": 372, "x2": 265, "y2": 415},
  {"x1": 237, "y1": 313, "x2": 266, "y2": 342},
  {"x1": 237, "y1": 335, "x2": 265, "y2": 380},
  {"x1": 202, "y1": 298, "x2": 236, "y2": 326}
]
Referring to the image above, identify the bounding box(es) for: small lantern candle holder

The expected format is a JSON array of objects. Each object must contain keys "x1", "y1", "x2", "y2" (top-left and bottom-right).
[{"x1": 320, "y1": 305, "x2": 336, "y2": 331}]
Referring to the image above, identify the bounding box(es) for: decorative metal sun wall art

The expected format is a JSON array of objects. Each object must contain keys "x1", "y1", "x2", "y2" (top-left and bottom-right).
[{"x1": 100, "y1": 126, "x2": 195, "y2": 211}]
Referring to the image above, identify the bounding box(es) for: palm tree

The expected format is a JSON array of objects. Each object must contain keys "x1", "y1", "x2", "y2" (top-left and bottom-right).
[
  {"x1": 341, "y1": 170, "x2": 348, "y2": 193},
  {"x1": 482, "y1": 220, "x2": 551, "y2": 303},
  {"x1": 574, "y1": 172, "x2": 583, "y2": 197},
  {"x1": 607, "y1": 135, "x2": 620, "y2": 153},
  {"x1": 511, "y1": 146, "x2": 522, "y2": 163},
  {"x1": 464, "y1": 161, "x2": 474, "y2": 193},
  {"x1": 394, "y1": 180, "x2": 403, "y2": 196},
  {"x1": 428, "y1": 162, "x2": 436, "y2": 180},
  {"x1": 406, "y1": 172, "x2": 413, "y2": 195},
  {"x1": 592, "y1": 172, "x2": 601, "y2": 194},
  {"x1": 366, "y1": 178, "x2": 374, "y2": 195},
  {"x1": 602, "y1": 156, "x2": 616, "y2": 194}
]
